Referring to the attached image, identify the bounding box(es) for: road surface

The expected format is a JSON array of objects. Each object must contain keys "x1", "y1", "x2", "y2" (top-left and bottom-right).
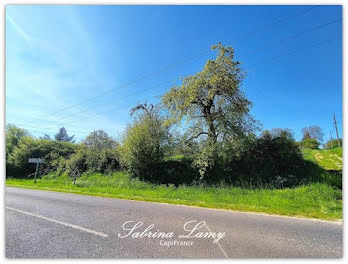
[{"x1": 5, "y1": 187, "x2": 342, "y2": 258}]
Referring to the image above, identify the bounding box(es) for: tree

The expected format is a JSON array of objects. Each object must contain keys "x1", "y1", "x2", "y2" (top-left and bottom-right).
[
  {"x1": 83, "y1": 130, "x2": 118, "y2": 150},
  {"x1": 119, "y1": 103, "x2": 170, "y2": 181},
  {"x1": 162, "y1": 43, "x2": 256, "y2": 146},
  {"x1": 162, "y1": 43, "x2": 257, "y2": 178},
  {"x1": 6, "y1": 124, "x2": 29, "y2": 158},
  {"x1": 54, "y1": 127, "x2": 75, "y2": 142},
  {"x1": 269, "y1": 128, "x2": 294, "y2": 139},
  {"x1": 299, "y1": 138, "x2": 320, "y2": 149},
  {"x1": 301, "y1": 126, "x2": 324, "y2": 142},
  {"x1": 162, "y1": 43, "x2": 253, "y2": 143}
]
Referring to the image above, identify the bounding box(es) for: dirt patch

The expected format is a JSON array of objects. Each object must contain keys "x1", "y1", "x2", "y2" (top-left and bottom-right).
[{"x1": 314, "y1": 153, "x2": 324, "y2": 161}]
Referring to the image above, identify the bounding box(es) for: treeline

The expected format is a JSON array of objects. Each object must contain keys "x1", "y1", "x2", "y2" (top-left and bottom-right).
[
  {"x1": 6, "y1": 122, "x2": 339, "y2": 188},
  {"x1": 6, "y1": 43, "x2": 342, "y2": 188}
]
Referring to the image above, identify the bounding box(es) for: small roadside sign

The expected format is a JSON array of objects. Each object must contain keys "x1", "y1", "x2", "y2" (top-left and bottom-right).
[
  {"x1": 28, "y1": 157, "x2": 45, "y2": 183},
  {"x1": 28, "y1": 158, "x2": 45, "y2": 163},
  {"x1": 70, "y1": 168, "x2": 81, "y2": 185}
]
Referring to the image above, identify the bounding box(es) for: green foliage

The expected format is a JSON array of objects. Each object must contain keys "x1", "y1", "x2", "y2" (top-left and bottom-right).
[
  {"x1": 65, "y1": 145, "x2": 88, "y2": 173},
  {"x1": 119, "y1": 104, "x2": 170, "y2": 182},
  {"x1": 162, "y1": 43, "x2": 258, "y2": 179},
  {"x1": 65, "y1": 146, "x2": 120, "y2": 174},
  {"x1": 7, "y1": 137, "x2": 76, "y2": 178},
  {"x1": 64, "y1": 130, "x2": 120, "y2": 175},
  {"x1": 299, "y1": 138, "x2": 320, "y2": 149},
  {"x1": 325, "y1": 138, "x2": 342, "y2": 149},
  {"x1": 63, "y1": 130, "x2": 121, "y2": 174},
  {"x1": 6, "y1": 124, "x2": 29, "y2": 158},
  {"x1": 83, "y1": 130, "x2": 118, "y2": 149},
  {"x1": 162, "y1": 43, "x2": 255, "y2": 140},
  {"x1": 229, "y1": 130, "x2": 309, "y2": 188}
]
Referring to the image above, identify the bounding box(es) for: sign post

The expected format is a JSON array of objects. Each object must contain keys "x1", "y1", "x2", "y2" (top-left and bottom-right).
[
  {"x1": 28, "y1": 158, "x2": 45, "y2": 183},
  {"x1": 70, "y1": 168, "x2": 81, "y2": 185}
]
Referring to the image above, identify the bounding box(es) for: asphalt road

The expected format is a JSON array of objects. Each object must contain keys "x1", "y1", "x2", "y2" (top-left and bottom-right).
[{"x1": 5, "y1": 187, "x2": 342, "y2": 258}]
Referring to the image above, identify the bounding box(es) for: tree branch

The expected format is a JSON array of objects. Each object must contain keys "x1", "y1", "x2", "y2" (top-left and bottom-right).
[{"x1": 186, "y1": 131, "x2": 208, "y2": 141}]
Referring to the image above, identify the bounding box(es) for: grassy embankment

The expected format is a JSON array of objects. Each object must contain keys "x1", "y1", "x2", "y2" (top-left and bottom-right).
[
  {"x1": 6, "y1": 148, "x2": 342, "y2": 220},
  {"x1": 302, "y1": 147, "x2": 342, "y2": 170}
]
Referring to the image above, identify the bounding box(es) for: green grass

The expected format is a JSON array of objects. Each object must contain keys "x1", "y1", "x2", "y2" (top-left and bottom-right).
[
  {"x1": 6, "y1": 171, "x2": 342, "y2": 220},
  {"x1": 302, "y1": 147, "x2": 342, "y2": 171}
]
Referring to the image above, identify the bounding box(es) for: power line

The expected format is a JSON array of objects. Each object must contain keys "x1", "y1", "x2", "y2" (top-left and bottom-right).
[
  {"x1": 249, "y1": 35, "x2": 340, "y2": 98},
  {"x1": 23, "y1": 33, "x2": 340, "y2": 134},
  {"x1": 17, "y1": 34, "x2": 340, "y2": 135},
  {"x1": 51, "y1": 79, "x2": 174, "y2": 123},
  {"x1": 26, "y1": 5, "x2": 320, "y2": 125},
  {"x1": 55, "y1": 16, "x2": 340, "y2": 124},
  {"x1": 240, "y1": 17, "x2": 341, "y2": 57}
]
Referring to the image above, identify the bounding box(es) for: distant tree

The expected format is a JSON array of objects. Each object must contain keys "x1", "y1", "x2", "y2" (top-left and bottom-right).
[
  {"x1": 299, "y1": 138, "x2": 320, "y2": 149},
  {"x1": 302, "y1": 131, "x2": 311, "y2": 140},
  {"x1": 269, "y1": 128, "x2": 294, "y2": 139},
  {"x1": 83, "y1": 130, "x2": 118, "y2": 149},
  {"x1": 54, "y1": 127, "x2": 75, "y2": 142},
  {"x1": 325, "y1": 138, "x2": 342, "y2": 149},
  {"x1": 40, "y1": 133, "x2": 52, "y2": 140},
  {"x1": 301, "y1": 126, "x2": 324, "y2": 142}
]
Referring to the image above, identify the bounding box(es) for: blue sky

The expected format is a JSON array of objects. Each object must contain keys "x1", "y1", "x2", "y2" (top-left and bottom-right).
[{"x1": 6, "y1": 5, "x2": 342, "y2": 142}]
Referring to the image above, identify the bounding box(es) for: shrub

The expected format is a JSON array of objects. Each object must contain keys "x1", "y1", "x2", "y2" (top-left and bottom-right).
[
  {"x1": 142, "y1": 159, "x2": 199, "y2": 186},
  {"x1": 7, "y1": 137, "x2": 76, "y2": 178},
  {"x1": 6, "y1": 124, "x2": 29, "y2": 158},
  {"x1": 230, "y1": 130, "x2": 308, "y2": 188},
  {"x1": 65, "y1": 145, "x2": 120, "y2": 174}
]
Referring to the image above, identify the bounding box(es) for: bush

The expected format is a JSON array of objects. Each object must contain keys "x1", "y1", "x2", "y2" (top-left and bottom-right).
[
  {"x1": 142, "y1": 158, "x2": 200, "y2": 186},
  {"x1": 299, "y1": 138, "x2": 320, "y2": 149},
  {"x1": 229, "y1": 131, "x2": 308, "y2": 188},
  {"x1": 65, "y1": 145, "x2": 120, "y2": 174},
  {"x1": 6, "y1": 124, "x2": 29, "y2": 159},
  {"x1": 7, "y1": 137, "x2": 76, "y2": 178}
]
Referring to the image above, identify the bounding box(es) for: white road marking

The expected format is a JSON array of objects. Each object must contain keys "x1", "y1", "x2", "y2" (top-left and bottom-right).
[
  {"x1": 6, "y1": 206, "x2": 108, "y2": 238},
  {"x1": 205, "y1": 222, "x2": 228, "y2": 258}
]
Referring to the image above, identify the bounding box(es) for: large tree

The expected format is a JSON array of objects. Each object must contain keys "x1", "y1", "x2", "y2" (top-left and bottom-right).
[{"x1": 162, "y1": 43, "x2": 256, "y2": 145}]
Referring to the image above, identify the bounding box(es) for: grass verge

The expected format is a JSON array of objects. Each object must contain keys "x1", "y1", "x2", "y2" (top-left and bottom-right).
[{"x1": 6, "y1": 171, "x2": 342, "y2": 221}]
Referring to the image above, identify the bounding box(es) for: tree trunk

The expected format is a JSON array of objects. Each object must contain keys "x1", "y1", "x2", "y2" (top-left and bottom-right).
[{"x1": 203, "y1": 101, "x2": 217, "y2": 144}]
